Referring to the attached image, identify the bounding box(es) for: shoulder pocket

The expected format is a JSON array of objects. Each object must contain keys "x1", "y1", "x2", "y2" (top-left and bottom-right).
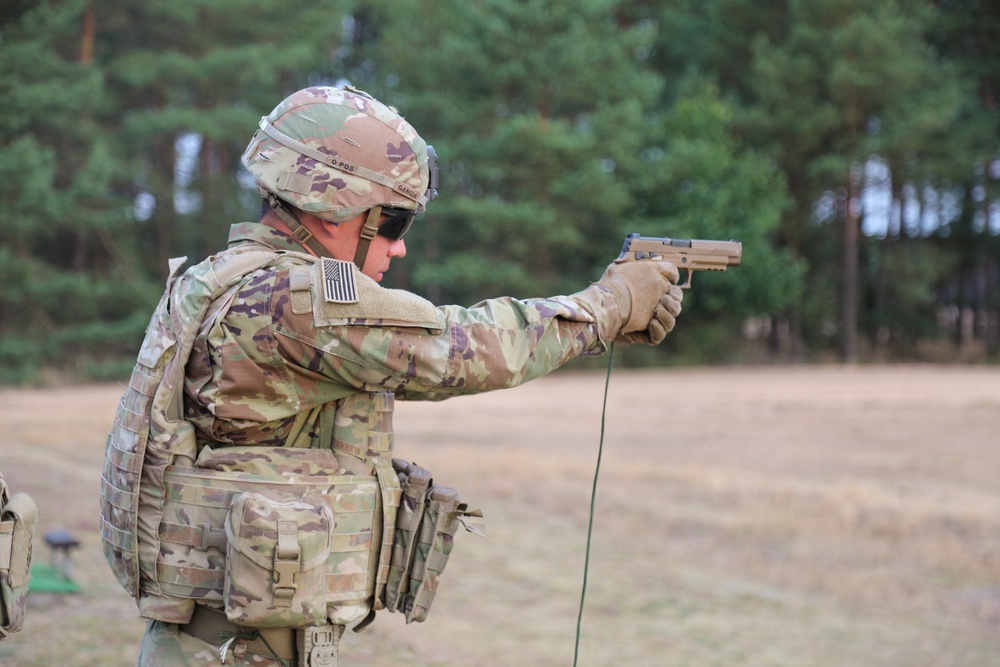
[{"x1": 311, "y1": 261, "x2": 443, "y2": 332}]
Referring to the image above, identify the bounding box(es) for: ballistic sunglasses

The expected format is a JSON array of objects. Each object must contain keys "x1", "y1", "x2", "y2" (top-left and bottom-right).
[{"x1": 377, "y1": 206, "x2": 418, "y2": 241}]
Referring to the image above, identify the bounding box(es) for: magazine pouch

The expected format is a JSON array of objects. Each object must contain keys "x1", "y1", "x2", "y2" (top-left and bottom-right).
[
  {"x1": 383, "y1": 459, "x2": 484, "y2": 624},
  {"x1": 403, "y1": 483, "x2": 463, "y2": 624}
]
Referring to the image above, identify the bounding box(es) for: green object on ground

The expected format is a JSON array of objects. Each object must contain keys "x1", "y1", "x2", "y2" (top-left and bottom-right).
[{"x1": 29, "y1": 563, "x2": 80, "y2": 594}]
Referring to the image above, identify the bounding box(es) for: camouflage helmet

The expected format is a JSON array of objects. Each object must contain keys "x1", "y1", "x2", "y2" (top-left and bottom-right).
[{"x1": 241, "y1": 86, "x2": 438, "y2": 224}]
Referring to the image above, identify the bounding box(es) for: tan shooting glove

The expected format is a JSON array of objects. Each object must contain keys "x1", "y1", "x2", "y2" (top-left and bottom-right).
[{"x1": 599, "y1": 259, "x2": 684, "y2": 345}]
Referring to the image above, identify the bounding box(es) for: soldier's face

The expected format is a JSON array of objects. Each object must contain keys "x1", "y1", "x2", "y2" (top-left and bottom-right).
[{"x1": 360, "y1": 232, "x2": 407, "y2": 283}]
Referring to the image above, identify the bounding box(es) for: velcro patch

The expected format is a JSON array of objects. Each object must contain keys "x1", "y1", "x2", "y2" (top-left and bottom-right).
[
  {"x1": 322, "y1": 258, "x2": 359, "y2": 304},
  {"x1": 277, "y1": 169, "x2": 314, "y2": 195}
]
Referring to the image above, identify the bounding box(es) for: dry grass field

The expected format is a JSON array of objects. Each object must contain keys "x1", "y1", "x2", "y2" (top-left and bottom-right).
[{"x1": 0, "y1": 365, "x2": 997, "y2": 667}]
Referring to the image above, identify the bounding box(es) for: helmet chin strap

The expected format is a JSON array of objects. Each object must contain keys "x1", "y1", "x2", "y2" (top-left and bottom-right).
[
  {"x1": 352, "y1": 205, "x2": 382, "y2": 271},
  {"x1": 265, "y1": 193, "x2": 334, "y2": 259},
  {"x1": 265, "y1": 193, "x2": 381, "y2": 272}
]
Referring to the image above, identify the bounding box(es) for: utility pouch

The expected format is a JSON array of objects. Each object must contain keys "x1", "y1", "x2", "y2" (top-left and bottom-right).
[
  {"x1": 224, "y1": 491, "x2": 333, "y2": 628},
  {"x1": 383, "y1": 459, "x2": 484, "y2": 624},
  {"x1": 0, "y1": 474, "x2": 38, "y2": 640}
]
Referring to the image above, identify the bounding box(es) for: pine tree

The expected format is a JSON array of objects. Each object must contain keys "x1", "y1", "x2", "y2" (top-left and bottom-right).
[
  {"x1": 0, "y1": 0, "x2": 156, "y2": 382},
  {"x1": 716, "y1": 0, "x2": 967, "y2": 360},
  {"x1": 930, "y1": 0, "x2": 1000, "y2": 355}
]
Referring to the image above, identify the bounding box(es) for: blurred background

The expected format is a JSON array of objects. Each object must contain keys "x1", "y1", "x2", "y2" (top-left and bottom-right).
[
  {"x1": 1, "y1": 0, "x2": 998, "y2": 384},
  {"x1": 2, "y1": 3, "x2": 999, "y2": 666}
]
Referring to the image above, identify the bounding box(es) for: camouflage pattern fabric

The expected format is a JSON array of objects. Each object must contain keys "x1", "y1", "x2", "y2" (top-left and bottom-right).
[
  {"x1": 138, "y1": 620, "x2": 287, "y2": 667},
  {"x1": 241, "y1": 86, "x2": 432, "y2": 222},
  {"x1": 150, "y1": 450, "x2": 383, "y2": 620},
  {"x1": 402, "y1": 484, "x2": 462, "y2": 624},
  {"x1": 383, "y1": 462, "x2": 465, "y2": 624},
  {"x1": 384, "y1": 462, "x2": 429, "y2": 613},
  {"x1": 101, "y1": 247, "x2": 295, "y2": 623},
  {"x1": 224, "y1": 491, "x2": 333, "y2": 627}
]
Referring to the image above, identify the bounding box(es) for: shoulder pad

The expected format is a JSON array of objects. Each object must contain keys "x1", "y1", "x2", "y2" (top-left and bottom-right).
[{"x1": 311, "y1": 258, "x2": 443, "y2": 331}]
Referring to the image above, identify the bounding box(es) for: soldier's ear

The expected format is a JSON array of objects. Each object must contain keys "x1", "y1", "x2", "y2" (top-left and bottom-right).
[
  {"x1": 321, "y1": 212, "x2": 366, "y2": 242},
  {"x1": 322, "y1": 218, "x2": 345, "y2": 238}
]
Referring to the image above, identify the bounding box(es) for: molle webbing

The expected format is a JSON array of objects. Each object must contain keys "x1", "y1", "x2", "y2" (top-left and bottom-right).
[
  {"x1": 144, "y1": 394, "x2": 401, "y2": 625},
  {"x1": 331, "y1": 391, "x2": 400, "y2": 609},
  {"x1": 331, "y1": 392, "x2": 395, "y2": 469},
  {"x1": 101, "y1": 248, "x2": 288, "y2": 603},
  {"x1": 153, "y1": 466, "x2": 382, "y2": 604}
]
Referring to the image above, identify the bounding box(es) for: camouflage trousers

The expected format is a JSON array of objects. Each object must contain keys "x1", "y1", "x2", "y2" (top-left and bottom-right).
[{"x1": 138, "y1": 620, "x2": 288, "y2": 667}]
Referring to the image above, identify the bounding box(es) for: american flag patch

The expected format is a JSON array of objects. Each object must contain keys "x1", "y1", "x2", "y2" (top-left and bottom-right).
[{"x1": 321, "y1": 258, "x2": 359, "y2": 304}]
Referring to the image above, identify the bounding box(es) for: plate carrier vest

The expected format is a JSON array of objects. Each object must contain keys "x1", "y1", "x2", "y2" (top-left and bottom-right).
[{"x1": 99, "y1": 247, "x2": 404, "y2": 627}]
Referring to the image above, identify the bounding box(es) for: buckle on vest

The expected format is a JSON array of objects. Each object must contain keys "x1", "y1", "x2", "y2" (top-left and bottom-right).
[
  {"x1": 198, "y1": 525, "x2": 227, "y2": 551},
  {"x1": 273, "y1": 520, "x2": 300, "y2": 606}
]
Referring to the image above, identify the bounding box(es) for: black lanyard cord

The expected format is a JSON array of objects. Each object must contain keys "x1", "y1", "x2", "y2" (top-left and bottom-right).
[{"x1": 573, "y1": 341, "x2": 615, "y2": 666}]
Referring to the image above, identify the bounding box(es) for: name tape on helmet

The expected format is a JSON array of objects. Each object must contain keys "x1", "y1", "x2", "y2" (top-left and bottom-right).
[{"x1": 260, "y1": 118, "x2": 428, "y2": 207}]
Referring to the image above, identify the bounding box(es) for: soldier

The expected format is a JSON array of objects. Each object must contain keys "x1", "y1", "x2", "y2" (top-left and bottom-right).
[{"x1": 100, "y1": 85, "x2": 683, "y2": 667}]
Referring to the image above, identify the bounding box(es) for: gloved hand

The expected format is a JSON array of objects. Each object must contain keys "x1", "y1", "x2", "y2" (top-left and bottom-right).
[{"x1": 598, "y1": 259, "x2": 684, "y2": 345}]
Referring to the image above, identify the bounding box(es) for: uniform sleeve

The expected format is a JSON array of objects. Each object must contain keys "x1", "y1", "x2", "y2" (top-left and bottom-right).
[{"x1": 270, "y1": 265, "x2": 622, "y2": 400}]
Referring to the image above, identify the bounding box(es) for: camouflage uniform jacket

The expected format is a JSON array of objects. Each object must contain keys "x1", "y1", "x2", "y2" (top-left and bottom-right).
[{"x1": 183, "y1": 221, "x2": 623, "y2": 452}]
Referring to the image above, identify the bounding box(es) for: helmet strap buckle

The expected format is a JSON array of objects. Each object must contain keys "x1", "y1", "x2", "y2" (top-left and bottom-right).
[
  {"x1": 290, "y1": 224, "x2": 315, "y2": 246},
  {"x1": 353, "y1": 206, "x2": 382, "y2": 271},
  {"x1": 266, "y1": 193, "x2": 331, "y2": 259}
]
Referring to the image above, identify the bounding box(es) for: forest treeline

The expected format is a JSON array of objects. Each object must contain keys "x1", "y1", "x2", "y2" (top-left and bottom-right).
[{"x1": 1, "y1": 0, "x2": 998, "y2": 382}]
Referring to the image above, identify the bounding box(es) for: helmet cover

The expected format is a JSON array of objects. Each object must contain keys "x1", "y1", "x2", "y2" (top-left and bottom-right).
[{"x1": 242, "y1": 86, "x2": 435, "y2": 223}]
